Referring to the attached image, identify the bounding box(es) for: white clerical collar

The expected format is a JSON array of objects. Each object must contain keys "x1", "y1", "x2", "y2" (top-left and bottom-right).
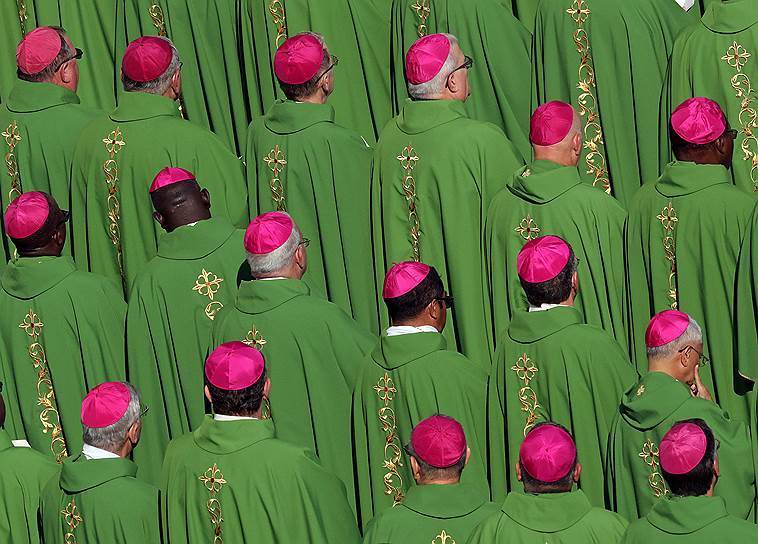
[
  {"x1": 213, "y1": 414, "x2": 258, "y2": 421},
  {"x1": 386, "y1": 325, "x2": 439, "y2": 337},
  {"x1": 528, "y1": 303, "x2": 571, "y2": 313},
  {"x1": 82, "y1": 443, "x2": 120, "y2": 460},
  {"x1": 257, "y1": 277, "x2": 288, "y2": 281}
]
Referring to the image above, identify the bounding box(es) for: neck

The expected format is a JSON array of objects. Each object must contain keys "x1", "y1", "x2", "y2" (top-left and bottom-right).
[
  {"x1": 647, "y1": 360, "x2": 683, "y2": 383},
  {"x1": 391, "y1": 317, "x2": 438, "y2": 330},
  {"x1": 18, "y1": 248, "x2": 59, "y2": 258},
  {"x1": 534, "y1": 149, "x2": 576, "y2": 167},
  {"x1": 418, "y1": 476, "x2": 460, "y2": 486},
  {"x1": 165, "y1": 212, "x2": 211, "y2": 232},
  {"x1": 297, "y1": 92, "x2": 326, "y2": 105}
]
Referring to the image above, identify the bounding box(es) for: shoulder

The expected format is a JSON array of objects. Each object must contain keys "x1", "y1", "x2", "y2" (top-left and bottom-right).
[
  {"x1": 572, "y1": 184, "x2": 627, "y2": 213},
  {"x1": 65, "y1": 269, "x2": 124, "y2": 298},
  {"x1": 584, "y1": 506, "x2": 628, "y2": 530},
  {"x1": 621, "y1": 516, "x2": 653, "y2": 540}
]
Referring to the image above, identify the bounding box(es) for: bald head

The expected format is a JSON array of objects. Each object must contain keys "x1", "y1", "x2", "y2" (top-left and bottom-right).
[
  {"x1": 151, "y1": 180, "x2": 211, "y2": 232},
  {"x1": 533, "y1": 109, "x2": 582, "y2": 167}
]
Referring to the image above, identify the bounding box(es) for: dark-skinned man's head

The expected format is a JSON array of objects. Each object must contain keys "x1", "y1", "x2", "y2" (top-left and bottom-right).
[
  {"x1": 149, "y1": 167, "x2": 211, "y2": 233},
  {"x1": 670, "y1": 97, "x2": 736, "y2": 169},
  {"x1": 382, "y1": 261, "x2": 452, "y2": 332},
  {"x1": 4, "y1": 191, "x2": 69, "y2": 257}
]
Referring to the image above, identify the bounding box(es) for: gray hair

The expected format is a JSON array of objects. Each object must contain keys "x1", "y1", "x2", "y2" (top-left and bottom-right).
[
  {"x1": 82, "y1": 382, "x2": 141, "y2": 453},
  {"x1": 278, "y1": 32, "x2": 331, "y2": 101},
  {"x1": 647, "y1": 316, "x2": 703, "y2": 360},
  {"x1": 122, "y1": 36, "x2": 180, "y2": 95},
  {"x1": 407, "y1": 34, "x2": 459, "y2": 100},
  {"x1": 18, "y1": 27, "x2": 73, "y2": 83},
  {"x1": 246, "y1": 213, "x2": 302, "y2": 277}
]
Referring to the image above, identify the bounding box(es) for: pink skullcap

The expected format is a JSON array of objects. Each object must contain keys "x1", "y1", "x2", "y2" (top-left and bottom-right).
[
  {"x1": 645, "y1": 310, "x2": 691, "y2": 348},
  {"x1": 517, "y1": 235, "x2": 571, "y2": 283},
  {"x1": 4, "y1": 192, "x2": 50, "y2": 239},
  {"x1": 149, "y1": 167, "x2": 196, "y2": 193},
  {"x1": 411, "y1": 415, "x2": 467, "y2": 468},
  {"x1": 383, "y1": 261, "x2": 431, "y2": 299},
  {"x1": 660, "y1": 422, "x2": 708, "y2": 475},
  {"x1": 81, "y1": 382, "x2": 131, "y2": 428},
  {"x1": 205, "y1": 341, "x2": 265, "y2": 391},
  {"x1": 405, "y1": 34, "x2": 451, "y2": 85},
  {"x1": 530, "y1": 101, "x2": 575, "y2": 146},
  {"x1": 671, "y1": 97, "x2": 727, "y2": 145},
  {"x1": 274, "y1": 33, "x2": 325, "y2": 85},
  {"x1": 520, "y1": 424, "x2": 577, "y2": 483},
  {"x1": 122, "y1": 36, "x2": 173, "y2": 82},
  {"x1": 16, "y1": 27, "x2": 63, "y2": 75},
  {"x1": 244, "y1": 212, "x2": 294, "y2": 254}
]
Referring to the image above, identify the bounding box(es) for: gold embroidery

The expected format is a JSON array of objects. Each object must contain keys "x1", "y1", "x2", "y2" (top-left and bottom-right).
[
  {"x1": 657, "y1": 202, "x2": 678, "y2": 309},
  {"x1": 199, "y1": 464, "x2": 226, "y2": 544},
  {"x1": 17, "y1": 0, "x2": 28, "y2": 35},
  {"x1": 373, "y1": 372, "x2": 404, "y2": 505},
  {"x1": 61, "y1": 499, "x2": 82, "y2": 544},
  {"x1": 721, "y1": 42, "x2": 758, "y2": 191},
  {"x1": 146, "y1": 3, "x2": 187, "y2": 118},
  {"x1": 411, "y1": 0, "x2": 431, "y2": 38},
  {"x1": 432, "y1": 530, "x2": 456, "y2": 544},
  {"x1": 521, "y1": 168, "x2": 532, "y2": 177},
  {"x1": 639, "y1": 439, "x2": 668, "y2": 498},
  {"x1": 242, "y1": 325, "x2": 267, "y2": 350},
  {"x1": 514, "y1": 214, "x2": 540, "y2": 241},
  {"x1": 263, "y1": 145, "x2": 287, "y2": 211},
  {"x1": 512, "y1": 353, "x2": 540, "y2": 436},
  {"x1": 19, "y1": 309, "x2": 68, "y2": 462},
  {"x1": 2, "y1": 121, "x2": 23, "y2": 201},
  {"x1": 193, "y1": 269, "x2": 225, "y2": 321},
  {"x1": 566, "y1": 0, "x2": 610, "y2": 194},
  {"x1": 102, "y1": 128, "x2": 126, "y2": 286},
  {"x1": 636, "y1": 385, "x2": 645, "y2": 397},
  {"x1": 397, "y1": 144, "x2": 421, "y2": 261},
  {"x1": 269, "y1": 0, "x2": 288, "y2": 48}
]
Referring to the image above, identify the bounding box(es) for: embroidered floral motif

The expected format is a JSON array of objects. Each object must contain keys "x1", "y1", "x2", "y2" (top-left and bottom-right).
[
  {"x1": 61, "y1": 499, "x2": 82, "y2": 544},
  {"x1": 373, "y1": 372, "x2": 404, "y2": 505},
  {"x1": 199, "y1": 464, "x2": 226, "y2": 543},
  {"x1": 639, "y1": 439, "x2": 669, "y2": 498},
  {"x1": 193, "y1": 269, "x2": 225, "y2": 320},
  {"x1": 264, "y1": 145, "x2": 287, "y2": 211},
  {"x1": 102, "y1": 128, "x2": 126, "y2": 286},
  {"x1": 411, "y1": 0, "x2": 431, "y2": 38},
  {"x1": 636, "y1": 384, "x2": 646, "y2": 397},
  {"x1": 514, "y1": 214, "x2": 541, "y2": 241},
  {"x1": 242, "y1": 325, "x2": 267, "y2": 350},
  {"x1": 269, "y1": 0, "x2": 288, "y2": 48},
  {"x1": 512, "y1": 353, "x2": 540, "y2": 436},
  {"x1": 2, "y1": 121, "x2": 23, "y2": 201},
  {"x1": 397, "y1": 144, "x2": 422, "y2": 261},
  {"x1": 432, "y1": 530, "x2": 456, "y2": 544},
  {"x1": 657, "y1": 202, "x2": 678, "y2": 309}
]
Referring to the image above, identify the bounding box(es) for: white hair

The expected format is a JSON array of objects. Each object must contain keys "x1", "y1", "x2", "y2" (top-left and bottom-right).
[
  {"x1": 122, "y1": 36, "x2": 180, "y2": 95},
  {"x1": 647, "y1": 317, "x2": 703, "y2": 360},
  {"x1": 407, "y1": 34, "x2": 459, "y2": 100},
  {"x1": 246, "y1": 213, "x2": 302, "y2": 278},
  {"x1": 82, "y1": 382, "x2": 141, "y2": 453}
]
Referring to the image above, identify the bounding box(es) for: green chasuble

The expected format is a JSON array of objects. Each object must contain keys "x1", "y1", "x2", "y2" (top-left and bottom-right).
[
  {"x1": 626, "y1": 161, "x2": 757, "y2": 424},
  {"x1": 532, "y1": 0, "x2": 696, "y2": 206},
  {"x1": 467, "y1": 490, "x2": 628, "y2": 544},
  {"x1": 372, "y1": 99, "x2": 523, "y2": 365},
  {"x1": 362, "y1": 482, "x2": 499, "y2": 544},
  {"x1": 661, "y1": 0, "x2": 758, "y2": 194},
  {"x1": 0, "y1": 81, "x2": 101, "y2": 259},
  {"x1": 0, "y1": 428, "x2": 59, "y2": 544},
  {"x1": 622, "y1": 495, "x2": 758, "y2": 544},
  {"x1": 161, "y1": 416, "x2": 361, "y2": 542},
  {"x1": 352, "y1": 331, "x2": 489, "y2": 527},
  {"x1": 240, "y1": 0, "x2": 392, "y2": 142},
  {"x1": 0, "y1": 2, "x2": 32, "y2": 102},
  {"x1": 210, "y1": 278, "x2": 374, "y2": 509},
  {"x1": 126, "y1": 218, "x2": 245, "y2": 485},
  {"x1": 41, "y1": 455, "x2": 159, "y2": 543},
  {"x1": 485, "y1": 159, "x2": 628, "y2": 349},
  {"x1": 606, "y1": 371, "x2": 756, "y2": 522},
  {"x1": 70, "y1": 91, "x2": 248, "y2": 297},
  {"x1": 488, "y1": 306, "x2": 637, "y2": 506},
  {"x1": 245, "y1": 100, "x2": 378, "y2": 332},
  {"x1": 0, "y1": 257, "x2": 125, "y2": 462}
]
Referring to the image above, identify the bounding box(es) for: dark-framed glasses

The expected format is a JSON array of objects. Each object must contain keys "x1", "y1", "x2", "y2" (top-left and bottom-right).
[
  {"x1": 724, "y1": 128, "x2": 738, "y2": 140},
  {"x1": 316, "y1": 55, "x2": 339, "y2": 83},
  {"x1": 436, "y1": 295, "x2": 454, "y2": 310},
  {"x1": 678, "y1": 345, "x2": 709, "y2": 367},
  {"x1": 139, "y1": 404, "x2": 150, "y2": 418},
  {"x1": 448, "y1": 55, "x2": 473, "y2": 79},
  {"x1": 298, "y1": 237, "x2": 311, "y2": 248}
]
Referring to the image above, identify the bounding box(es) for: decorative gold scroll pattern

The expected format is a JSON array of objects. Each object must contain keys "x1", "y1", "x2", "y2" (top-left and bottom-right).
[
  {"x1": 373, "y1": 372, "x2": 405, "y2": 506},
  {"x1": 147, "y1": 3, "x2": 187, "y2": 118},
  {"x1": 61, "y1": 499, "x2": 82, "y2": 544},
  {"x1": 514, "y1": 213, "x2": 541, "y2": 241},
  {"x1": 721, "y1": 42, "x2": 758, "y2": 191},
  {"x1": 657, "y1": 202, "x2": 678, "y2": 309},
  {"x1": 511, "y1": 353, "x2": 540, "y2": 436},
  {"x1": 639, "y1": 439, "x2": 668, "y2": 498},
  {"x1": 432, "y1": 530, "x2": 456, "y2": 544},
  {"x1": 2, "y1": 121, "x2": 23, "y2": 201},
  {"x1": 566, "y1": 0, "x2": 611, "y2": 194},
  {"x1": 103, "y1": 128, "x2": 126, "y2": 286},
  {"x1": 241, "y1": 326, "x2": 270, "y2": 418},
  {"x1": 397, "y1": 144, "x2": 421, "y2": 261},
  {"x1": 19, "y1": 309, "x2": 68, "y2": 462},
  {"x1": 411, "y1": 0, "x2": 431, "y2": 38},
  {"x1": 17, "y1": 0, "x2": 28, "y2": 35},
  {"x1": 193, "y1": 269, "x2": 225, "y2": 320},
  {"x1": 264, "y1": 145, "x2": 287, "y2": 211},
  {"x1": 269, "y1": 0, "x2": 288, "y2": 48},
  {"x1": 199, "y1": 464, "x2": 226, "y2": 544}
]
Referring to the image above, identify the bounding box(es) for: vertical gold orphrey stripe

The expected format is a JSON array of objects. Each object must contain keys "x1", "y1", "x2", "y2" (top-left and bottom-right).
[
  {"x1": 17, "y1": 0, "x2": 28, "y2": 36},
  {"x1": 269, "y1": 0, "x2": 288, "y2": 48},
  {"x1": 263, "y1": 145, "x2": 287, "y2": 211},
  {"x1": 397, "y1": 144, "x2": 421, "y2": 261},
  {"x1": 241, "y1": 326, "x2": 272, "y2": 419},
  {"x1": 2, "y1": 121, "x2": 23, "y2": 201},
  {"x1": 657, "y1": 202, "x2": 678, "y2": 309},
  {"x1": 61, "y1": 498, "x2": 82, "y2": 544},
  {"x1": 639, "y1": 439, "x2": 668, "y2": 498},
  {"x1": 199, "y1": 464, "x2": 226, "y2": 544},
  {"x1": 511, "y1": 353, "x2": 540, "y2": 436},
  {"x1": 411, "y1": 0, "x2": 431, "y2": 38},
  {"x1": 102, "y1": 128, "x2": 126, "y2": 287},
  {"x1": 373, "y1": 372, "x2": 405, "y2": 505},
  {"x1": 147, "y1": 3, "x2": 188, "y2": 119}
]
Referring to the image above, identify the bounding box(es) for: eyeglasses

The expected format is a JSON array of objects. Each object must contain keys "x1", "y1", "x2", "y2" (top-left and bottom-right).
[
  {"x1": 139, "y1": 404, "x2": 150, "y2": 418},
  {"x1": 448, "y1": 55, "x2": 473, "y2": 79},
  {"x1": 298, "y1": 238, "x2": 310, "y2": 248},
  {"x1": 724, "y1": 128, "x2": 738, "y2": 140},
  {"x1": 678, "y1": 345, "x2": 710, "y2": 367},
  {"x1": 435, "y1": 295, "x2": 454, "y2": 309},
  {"x1": 316, "y1": 55, "x2": 339, "y2": 83}
]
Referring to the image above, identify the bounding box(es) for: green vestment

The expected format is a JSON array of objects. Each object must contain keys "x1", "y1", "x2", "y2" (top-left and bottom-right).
[
  {"x1": 390, "y1": 0, "x2": 532, "y2": 160},
  {"x1": 245, "y1": 100, "x2": 378, "y2": 332},
  {"x1": 41, "y1": 454, "x2": 159, "y2": 543},
  {"x1": 488, "y1": 307, "x2": 637, "y2": 506},
  {"x1": 626, "y1": 161, "x2": 757, "y2": 423},
  {"x1": 0, "y1": 428, "x2": 59, "y2": 544},
  {"x1": 485, "y1": 159, "x2": 628, "y2": 348},
  {"x1": 622, "y1": 495, "x2": 758, "y2": 543},
  {"x1": 532, "y1": 0, "x2": 696, "y2": 206},
  {"x1": 0, "y1": 2, "x2": 28, "y2": 102},
  {"x1": 362, "y1": 482, "x2": 499, "y2": 544},
  {"x1": 352, "y1": 332, "x2": 489, "y2": 527},
  {"x1": 161, "y1": 416, "x2": 361, "y2": 542},
  {"x1": 126, "y1": 218, "x2": 245, "y2": 485},
  {"x1": 0, "y1": 257, "x2": 125, "y2": 462},
  {"x1": 606, "y1": 371, "x2": 756, "y2": 521},
  {"x1": 70, "y1": 91, "x2": 248, "y2": 296},
  {"x1": 467, "y1": 490, "x2": 628, "y2": 544},
  {"x1": 372, "y1": 99, "x2": 523, "y2": 365},
  {"x1": 210, "y1": 278, "x2": 374, "y2": 509}
]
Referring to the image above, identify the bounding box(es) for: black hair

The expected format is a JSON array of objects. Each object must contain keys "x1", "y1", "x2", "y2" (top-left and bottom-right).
[
  {"x1": 661, "y1": 418, "x2": 717, "y2": 497},
  {"x1": 149, "y1": 179, "x2": 203, "y2": 214},
  {"x1": 520, "y1": 422, "x2": 578, "y2": 493},
  {"x1": 670, "y1": 124, "x2": 722, "y2": 156},
  {"x1": 17, "y1": 27, "x2": 72, "y2": 83},
  {"x1": 384, "y1": 266, "x2": 444, "y2": 322},
  {"x1": 519, "y1": 247, "x2": 577, "y2": 307},
  {"x1": 278, "y1": 48, "x2": 331, "y2": 101},
  {"x1": 207, "y1": 369, "x2": 267, "y2": 417},
  {"x1": 405, "y1": 442, "x2": 466, "y2": 482},
  {"x1": 10, "y1": 194, "x2": 68, "y2": 253}
]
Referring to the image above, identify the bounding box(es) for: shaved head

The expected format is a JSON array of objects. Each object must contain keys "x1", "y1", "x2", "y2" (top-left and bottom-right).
[
  {"x1": 533, "y1": 108, "x2": 583, "y2": 167},
  {"x1": 150, "y1": 179, "x2": 211, "y2": 232}
]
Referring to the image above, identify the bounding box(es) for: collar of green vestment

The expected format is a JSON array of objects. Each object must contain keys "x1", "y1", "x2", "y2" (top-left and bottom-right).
[
  {"x1": 110, "y1": 91, "x2": 181, "y2": 122},
  {"x1": 656, "y1": 161, "x2": 731, "y2": 198},
  {"x1": 194, "y1": 414, "x2": 275, "y2": 454},
  {"x1": 1, "y1": 256, "x2": 77, "y2": 299},
  {"x1": 0, "y1": 429, "x2": 14, "y2": 452},
  {"x1": 402, "y1": 482, "x2": 487, "y2": 518},
  {"x1": 371, "y1": 331, "x2": 446, "y2": 370},
  {"x1": 60, "y1": 453, "x2": 138, "y2": 493},
  {"x1": 236, "y1": 278, "x2": 310, "y2": 313},
  {"x1": 264, "y1": 99, "x2": 335, "y2": 134},
  {"x1": 157, "y1": 218, "x2": 237, "y2": 260},
  {"x1": 6, "y1": 80, "x2": 80, "y2": 113},
  {"x1": 620, "y1": 371, "x2": 693, "y2": 431},
  {"x1": 508, "y1": 160, "x2": 582, "y2": 204},
  {"x1": 702, "y1": 0, "x2": 758, "y2": 33},
  {"x1": 502, "y1": 490, "x2": 591, "y2": 532},
  {"x1": 647, "y1": 495, "x2": 729, "y2": 534},
  {"x1": 396, "y1": 99, "x2": 467, "y2": 134},
  {"x1": 508, "y1": 306, "x2": 582, "y2": 343}
]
